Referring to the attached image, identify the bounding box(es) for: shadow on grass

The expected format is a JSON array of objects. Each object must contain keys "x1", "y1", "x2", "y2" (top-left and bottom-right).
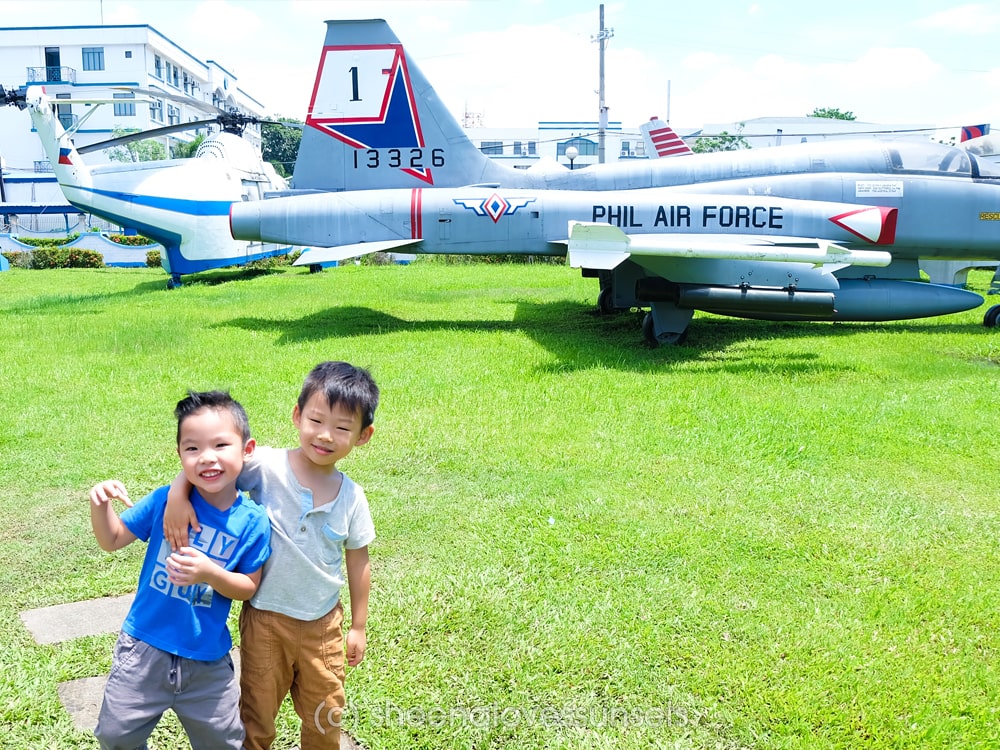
[
  {"x1": 1, "y1": 266, "x2": 286, "y2": 316},
  {"x1": 173, "y1": 267, "x2": 284, "y2": 287},
  {"x1": 221, "y1": 298, "x2": 995, "y2": 373},
  {"x1": 0, "y1": 280, "x2": 170, "y2": 315}
]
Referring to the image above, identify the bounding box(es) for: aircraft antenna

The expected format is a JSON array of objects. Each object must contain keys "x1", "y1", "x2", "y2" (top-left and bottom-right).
[{"x1": 592, "y1": 4, "x2": 614, "y2": 164}]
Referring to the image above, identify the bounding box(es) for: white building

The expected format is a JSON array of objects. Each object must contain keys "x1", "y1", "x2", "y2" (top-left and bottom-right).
[
  {"x1": 461, "y1": 114, "x2": 937, "y2": 170},
  {"x1": 0, "y1": 23, "x2": 268, "y2": 172},
  {"x1": 463, "y1": 119, "x2": 669, "y2": 170},
  {"x1": 699, "y1": 116, "x2": 937, "y2": 148}
]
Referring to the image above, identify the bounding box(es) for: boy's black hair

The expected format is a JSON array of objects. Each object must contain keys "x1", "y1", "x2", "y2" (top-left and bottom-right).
[
  {"x1": 297, "y1": 361, "x2": 379, "y2": 429},
  {"x1": 174, "y1": 390, "x2": 252, "y2": 445}
]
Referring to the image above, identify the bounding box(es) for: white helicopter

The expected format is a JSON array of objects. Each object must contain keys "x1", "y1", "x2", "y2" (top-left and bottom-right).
[{"x1": 1, "y1": 83, "x2": 296, "y2": 287}]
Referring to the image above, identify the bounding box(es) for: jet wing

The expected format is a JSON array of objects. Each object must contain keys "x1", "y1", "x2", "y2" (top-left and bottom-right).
[
  {"x1": 292, "y1": 238, "x2": 421, "y2": 266},
  {"x1": 566, "y1": 222, "x2": 892, "y2": 270}
]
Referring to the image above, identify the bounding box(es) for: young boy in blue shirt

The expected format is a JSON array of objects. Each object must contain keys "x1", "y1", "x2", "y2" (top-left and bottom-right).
[
  {"x1": 164, "y1": 361, "x2": 378, "y2": 750},
  {"x1": 88, "y1": 390, "x2": 272, "y2": 749}
]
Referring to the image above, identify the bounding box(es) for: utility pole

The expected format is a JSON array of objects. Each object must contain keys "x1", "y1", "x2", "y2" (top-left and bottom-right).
[{"x1": 593, "y1": 4, "x2": 614, "y2": 164}]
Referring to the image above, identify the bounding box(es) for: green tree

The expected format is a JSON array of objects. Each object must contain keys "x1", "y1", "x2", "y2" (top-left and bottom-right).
[
  {"x1": 692, "y1": 124, "x2": 750, "y2": 153},
  {"x1": 809, "y1": 107, "x2": 856, "y2": 120},
  {"x1": 262, "y1": 118, "x2": 302, "y2": 178},
  {"x1": 106, "y1": 127, "x2": 167, "y2": 163},
  {"x1": 171, "y1": 133, "x2": 205, "y2": 159}
]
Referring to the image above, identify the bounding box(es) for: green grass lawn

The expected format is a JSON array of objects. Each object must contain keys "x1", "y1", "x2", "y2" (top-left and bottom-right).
[{"x1": 1, "y1": 262, "x2": 998, "y2": 749}]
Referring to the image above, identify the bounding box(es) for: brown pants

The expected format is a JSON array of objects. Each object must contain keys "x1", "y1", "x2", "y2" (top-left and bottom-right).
[{"x1": 239, "y1": 601, "x2": 346, "y2": 750}]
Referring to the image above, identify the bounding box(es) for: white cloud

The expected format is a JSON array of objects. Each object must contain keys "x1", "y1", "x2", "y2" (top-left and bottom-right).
[{"x1": 914, "y1": 3, "x2": 1000, "y2": 34}]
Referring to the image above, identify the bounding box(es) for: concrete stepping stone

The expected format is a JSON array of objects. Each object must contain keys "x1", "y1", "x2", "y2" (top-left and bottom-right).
[{"x1": 19, "y1": 594, "x2": 133, "y2": 644}]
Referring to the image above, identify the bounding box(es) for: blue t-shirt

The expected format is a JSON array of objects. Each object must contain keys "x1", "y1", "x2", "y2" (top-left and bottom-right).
[{"x1": 120, "y1": 485, "x2": 271, "y2": 661}]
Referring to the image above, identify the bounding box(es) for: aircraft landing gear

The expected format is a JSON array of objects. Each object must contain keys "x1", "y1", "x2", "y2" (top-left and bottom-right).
[
  {"x1": 984, "y1": 304, "x2": 1000, "y2": 327},
  {"x1": 597, "y1": 287, "x2": 615, "y2": 315},
  {"x1": 642, "y1": 302, "x2": 694, "y2": 347},
  {"x1": 166, "y1": 274, "x2": 182, "y2": 289}
]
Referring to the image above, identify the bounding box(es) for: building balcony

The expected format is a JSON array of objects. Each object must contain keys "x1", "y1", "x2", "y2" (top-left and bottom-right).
[{"x1": 26, "y1": 66, "x2": 77, "y2": 84}]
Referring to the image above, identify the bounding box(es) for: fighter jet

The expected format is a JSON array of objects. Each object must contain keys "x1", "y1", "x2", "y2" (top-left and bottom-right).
[{"x1": 226, "y1": 18, "x2": 999, "y2": 344}]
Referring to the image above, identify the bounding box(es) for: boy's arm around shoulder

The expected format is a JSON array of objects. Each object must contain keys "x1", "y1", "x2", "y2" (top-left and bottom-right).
[
  {"x1": 89, "y1": 480, "x2": 137, "y2": 551},
  {"x1": 163, "y1": 472, "x2": 199, "y2": 551}
]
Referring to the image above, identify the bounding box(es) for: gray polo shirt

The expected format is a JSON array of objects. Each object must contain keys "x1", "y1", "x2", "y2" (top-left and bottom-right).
[{"x1": 238, "y1": 446, "x2": 375, "y2": 620}]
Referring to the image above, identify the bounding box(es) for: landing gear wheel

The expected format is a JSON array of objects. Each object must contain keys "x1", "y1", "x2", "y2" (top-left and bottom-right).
[
  {"x1": 984, "y1": 304, "x2": 1000, "y2": 327},
  {"x1": 597, "y1": 287, "x2": 615, "y2": 315},
  {"x1": 642, "y1": 313, "x2": 658, "y2": 347},
  {"x1": 642, "y1": 313, "x2": 688, "y2": 346}
]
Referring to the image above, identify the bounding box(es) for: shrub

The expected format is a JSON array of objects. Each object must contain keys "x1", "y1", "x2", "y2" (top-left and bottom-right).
[
  {"x1": 16, "y1": 234, "x2": 80, "y2": 248},
  {"x1": 2, "y1": 251, "x2": 31, "y2": 268},
  {"x1": 244, "y1": 256, "x2": 283, "y2": 271},
  {"x1": 65, "y1": 248, "x2": 104, "y2": 268},
  {"x1": 29, "y1": 247, "x2": 69, "y2": 269},
  {"x1": 418, "y1": 254, "x2": 566, "y2": 265},
  {"x1": 146, "y1": 250, "x2": 161, "y2": 268},
  {"x1": 243, "y1": 253, "x2": 301, "y2": 271},
  {"x1": 107, "y1": 234, "x2": 156, "y2": 246},
  {"x1": 24, "y1": 246, "x2": 104, "y2": 269}
]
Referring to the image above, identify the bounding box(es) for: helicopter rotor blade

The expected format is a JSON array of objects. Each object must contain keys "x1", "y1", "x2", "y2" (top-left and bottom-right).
[
  {"x1": 77, "y1": 119, "x2": 220, "y2": 154},
  {"x1": 113, "y1": 86, "x2": 226, "y2": 117}
]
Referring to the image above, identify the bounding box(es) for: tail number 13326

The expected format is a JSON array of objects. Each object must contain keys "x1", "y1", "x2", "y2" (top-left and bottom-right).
[{"x1": 353, "y1": 148, "x2": 445, "y2": 170}]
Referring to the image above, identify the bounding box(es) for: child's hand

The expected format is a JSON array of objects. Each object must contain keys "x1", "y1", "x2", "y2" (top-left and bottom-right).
[
  {"x1": 163, "y1": 496, "x2": 200, "y2": 551},
  {"x1": 165, "y1": 547, "x2": 214, "y2": 586},
  {"x1": 346, "y1": 624, "x2": 367, "y2": 667},
  {"x1": 89, "y1": 480, "x2": 132, "y2": 508}
]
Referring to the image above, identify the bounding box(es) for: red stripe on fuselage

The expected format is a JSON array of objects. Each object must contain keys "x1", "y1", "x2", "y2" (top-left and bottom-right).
[{"x1": 411, "y1": 188, "x2": 422, "y2": 239}]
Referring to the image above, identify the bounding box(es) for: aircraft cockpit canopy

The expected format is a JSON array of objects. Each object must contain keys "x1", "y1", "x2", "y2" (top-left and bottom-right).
[{"x1": 885, "y1": 140, "x2": 1000, "y2": 178}]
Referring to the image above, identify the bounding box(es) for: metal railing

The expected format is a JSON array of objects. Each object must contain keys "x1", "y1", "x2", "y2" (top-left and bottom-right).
[{"x1": 26, "y1": 66, "x2": 77, "y2": 84}]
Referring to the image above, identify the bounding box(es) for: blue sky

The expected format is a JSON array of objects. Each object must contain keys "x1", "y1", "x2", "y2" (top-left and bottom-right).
[{"x1": 2, "y1": 0, "x2": 999, "y2": 136}]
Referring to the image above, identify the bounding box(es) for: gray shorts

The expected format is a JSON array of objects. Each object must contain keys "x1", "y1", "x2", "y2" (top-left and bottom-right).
[{"x1": 95, "y1": 631, "x2": 243, "y2": 750}]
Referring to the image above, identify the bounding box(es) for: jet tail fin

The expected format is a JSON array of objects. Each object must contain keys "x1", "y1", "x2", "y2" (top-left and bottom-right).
[
  {"x1": 293, "y1": 19, "x2": 514, "y2": 192},
  {"x1": 640, "y1": 118, "x2": 693, "y2": 159}
]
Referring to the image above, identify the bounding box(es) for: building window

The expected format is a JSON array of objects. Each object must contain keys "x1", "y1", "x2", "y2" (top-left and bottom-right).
[
  {"x1": 480, "y1": 140, "x2": 503, "y2": 155},
  {"x1": 172, "y1": 67, "x2": 179, "y2": 88},
  {"x1": 154, "y1": 55, "x2": 162, "y2": 78},
  {"x1": 167, "y1": 104, "x2": 180, "y2": 125},
  {"x1": 125, "y1": 50, "x2": 132, "y2": 59},
  {"x1": 149, "y1": 98, "x2": 163, "y2": 123},
  {"x1": 528, "y1": 141, "x2": 537, "y2": 155},
  {"x1": 113, "y1": 92, "x2": 136, "y2": 117},
  {"x1": 558, "y1": 137, "x2": 597, "y2": 157},
  {"x1": 55, "y1": 92, "x2": 73, "y2": 130},
  {"x1": 82, "y1": 47, "x2": 105, "y2": 71}
]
